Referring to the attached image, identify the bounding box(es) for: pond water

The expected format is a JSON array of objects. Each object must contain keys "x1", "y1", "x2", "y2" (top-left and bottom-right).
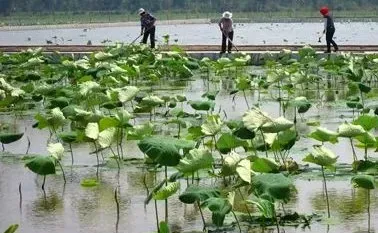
[
  {"x1": 0, "y1": 22, "x2": 378, "y2": 46},
  {"x1": 0, "y1": 75, "x2": 377, "y2": 233}
]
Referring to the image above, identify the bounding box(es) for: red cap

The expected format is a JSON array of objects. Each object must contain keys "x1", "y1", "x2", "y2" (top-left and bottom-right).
[{"x1": 320, "y1": 6, "x2": 329, "y2": 16}]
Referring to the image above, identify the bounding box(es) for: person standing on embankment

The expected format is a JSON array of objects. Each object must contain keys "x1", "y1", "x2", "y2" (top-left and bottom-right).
[
  {"x1": 218, "y1": 11, "x2": 234, "y2": 54},
  {"x1": 139, "y1": 8, "x2": 156, "y2": 49},
  {"x1": 320, "y1": 6, "x2": 338, "y2": 53}
]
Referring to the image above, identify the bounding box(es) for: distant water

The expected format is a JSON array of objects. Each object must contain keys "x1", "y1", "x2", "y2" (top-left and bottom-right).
[{"x1": 0, "y1": 22, "x2": 377, "y2": 46}]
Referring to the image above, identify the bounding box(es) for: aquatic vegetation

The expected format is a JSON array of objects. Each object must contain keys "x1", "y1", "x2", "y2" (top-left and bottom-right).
[
  {"x1": 3, "y1": 225, "x2": 18, "y2": 233},
  {"x1": 2, "y1": 44, "x2": 378, "y2": 232}
]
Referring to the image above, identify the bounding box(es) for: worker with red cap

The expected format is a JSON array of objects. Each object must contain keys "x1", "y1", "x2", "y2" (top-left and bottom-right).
[{"x1": 320, "y1": 6, "x2": 338, "y2": 53}]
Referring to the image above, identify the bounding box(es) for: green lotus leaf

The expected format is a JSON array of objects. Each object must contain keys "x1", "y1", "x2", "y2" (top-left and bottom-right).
[
  {"x1": 251, "y1": 157, "x2": 280, "y2": 173},
  {"x1": 153, "y1": 182, "x2": 180, "y2": 200},
  {"x1": 352, "y1": 175, "x2": 376, "y2": 190},
  {"x1": 303, "y1": 146, "x2": 338, "y2": 168},
  {"x1": 338, "y1": 123, "x2": 366, "y2": 138},
  {"x1": 252, "y1": 173, "x2": 294, "y2": 202},
  {"x1": 0, "y1": 132, "x2": 24, "y2": 144},
  {"x1": 138, "y1": 136, "x2": 195, "y2": 166},
  {"x1": 25, "y1": 156, "x2": 56, "y2": 176},
  {"x1": 47, "y1": 143, "x2": 65, "y2": 161},
  {"x1": 85, "y1": 122, "x2": 99, "y2": 140},
  {"x1": 189, "y1": 100, "x2": 215, "y2": 111},
  {"x1": 309, "y1": 127, "x2": 339, "y2": 144},
  {"x1": 216, "y1": 133, "x2": 248, "y2": 154},
  {"x1": 261, "y1": 117, "x2": 294, "y2": 133},
  {"x1": 353, "y1": 115, "x2": 378, "y2": 131},
  {"x1": 201, "y1": 115, "x2": 223, "y2": 136},
  {"x1": 177, "y1": 149, "x2": 214, "y2": 175},
  {"x1": 98, "y1": 127, "x2": 116, "y2": 148},
  {"x1": 179, "y1": 186, "x2": 220, "y2": 204},
  {"x1": 201, "y1": 197, "x2": 232, "y2": 227},
  {"x1": 243, "y1": 107, "x2": 272, "y2": 131}
]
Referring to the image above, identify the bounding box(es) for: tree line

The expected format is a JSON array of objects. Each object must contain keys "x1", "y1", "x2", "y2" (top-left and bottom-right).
[{"x1": 0, "y1": 0, "x2": 377, "y2": 15}]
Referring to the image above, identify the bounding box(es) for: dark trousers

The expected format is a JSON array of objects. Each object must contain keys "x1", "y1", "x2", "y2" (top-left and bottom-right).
[
  {"x1": 142, "y1": 26, "x2": 155, "y2": 49},
  {"x1": 221, "y1": 31, "x2": 234, "y2": 53},
  {"x1": 326, "y1": 28, "x2": 338, "y2": 52}
]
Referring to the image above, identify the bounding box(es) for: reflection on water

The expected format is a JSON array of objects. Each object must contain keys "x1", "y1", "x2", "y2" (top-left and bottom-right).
[{"x1": 0, "y1": 75, "x2": 377, "y2": 233}]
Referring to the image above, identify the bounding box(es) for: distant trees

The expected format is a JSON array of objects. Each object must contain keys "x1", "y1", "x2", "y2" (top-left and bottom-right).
[
  {"x1": 0, "y1": 0, "x2": 377, "y2": 15},
  {"x1": 0, "y1": 0, "x2": 12, "y2": 15}
]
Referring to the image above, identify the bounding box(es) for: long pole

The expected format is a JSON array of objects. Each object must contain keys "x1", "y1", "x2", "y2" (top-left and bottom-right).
[
  {"x1": 221, "y1": 30, "x2": 239, "y2": 52},
  {"x1": 130, "y1": 25, "x2": 154, "y2": 45}
]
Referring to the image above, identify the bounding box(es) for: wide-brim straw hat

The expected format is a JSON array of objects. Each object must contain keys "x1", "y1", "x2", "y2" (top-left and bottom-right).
[
  {"x1": 138, "y1": 8, "x2": 145, "y2": 15},
  {"x1": 222, "y1": 11, "x2": 232, "y2": 19}
]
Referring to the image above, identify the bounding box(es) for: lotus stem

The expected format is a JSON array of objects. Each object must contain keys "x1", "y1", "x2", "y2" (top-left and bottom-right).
[
  {"x1": 242, "y1": 90, "x2": 250, "y2": 109},
  {"x1": 19, "y1": 182, "x2": 22, "y2": 212},
  {"x1": 42, "y1": 175, "x2": 46, "y2": 191},
  {"x1": 232, "y1": 210, "x2": 242, "y2": 233},
  {"x1": 274, "y1": 208, "x2": 280, "y2": 233},
  {"x1": 114, "y1": 187, "x2": 120, "y2": 233},
  {"x1": 368, "y1": 189, "x2": 371, "y2": 233},
  {"x1": 110, "y1": 146, "x2": 121, "y2": 171},
  {"x1": 349, "y1": 138, "x2": 358, "y2": 164},
  {"x1": 2, "y1": 143, "x2": 4, "y2": 151},
  {"x1": 26, "y1": 136, "x2": 31, "y2": 155},
  {"x1": 360, "y1": 91, "x2": 365, "y2": 110},
  {"x1": 143, "y1": 174, "x2": 149, "y2": 196},
  {"x1": 93, "y1": 142, "x2": 100, "y2": 180},
  {"x1": 56, "y1": 160, "x2": 66, "y2": 184},
  {"x1": 164, "y1": 166, "x2": 168, "y2": 223},
  {"x1": 259, "y1": 129, "x2": 269, "y2": 158},
  {"x1": 321, "y1": 166, "x2": 331, "y2": 218},
  {"x1": 197, "y1": 200, "x2": 206, "y2": 231},
  {"x1": 237, "y1": 188, "x2": 253, "y2": 222},
  {"x1": 154, "y1": 200, "x2": 160, "y2": 233},
  {"x1": 69, "y1": 143, "x2": 74, "y2": 166},
  {"x1": 119, "y1": 128, "x2": 124, "y2": 160},
  {"x1": 364, "y1": 145, "x2": 368, "y2": 161},
  {"x1": 116, "y1": 129, "x2": 120, "y2": 158}
]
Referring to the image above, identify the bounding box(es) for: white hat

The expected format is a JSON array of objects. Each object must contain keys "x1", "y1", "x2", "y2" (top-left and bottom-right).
[
  {"x1": 222, "y1": 11, "x2": 232, "y2": 19},
  {"x1": 138, "y1": 8, "x2": 145, "y2": 15}
]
